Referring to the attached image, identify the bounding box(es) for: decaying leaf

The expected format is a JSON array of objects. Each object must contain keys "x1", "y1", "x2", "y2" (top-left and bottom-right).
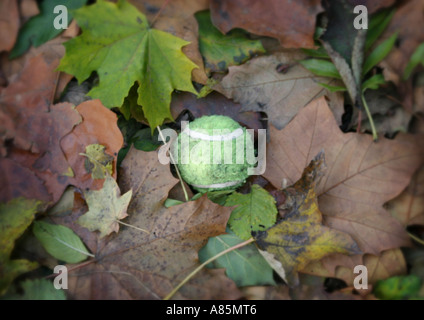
[
  {"x1": 254, "y1": 153, "x2": 360, "y2": 286},
  {"x1": 226, "y1": 184, "x2": 277, "y2": 240},
  {"x1": 82, "y1": 144, "x2": 114, "y2": 180},
  {"x1": 215, "y1": 51, "x2": 345, "y2": 130},
  {"x1": 0, "y1": 198, "x2": 41, "y2": 296},
  {"x1": 0, "y1": 0, "x2": 19, "y2": 52},
  {"x1": 78, "y1": 175, "x2": 132, "y2": 238},
  {"x1": 196, "y1": 10, "x2": 265, "y2": 74},
  {"x1": 66, "y1": 147, "x2": 239, "y2": 299},
  {"x1": 387, "y1": 165, "x2": 424, "y2": 227},
  {"x1": 210, "y1": 0, "x2": 323, "y2": 49},
  {"x1": 264, "y1": 97, "x2": 424, "y2": 254}
]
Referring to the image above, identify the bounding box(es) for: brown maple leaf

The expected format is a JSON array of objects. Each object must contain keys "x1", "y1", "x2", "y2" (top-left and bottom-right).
[
  {"x1": 264, "y1": 96, "x2": 424, "y2": 254},
  {"x1": 66, "y1": 147, "x2": 240, "y2": 299}
]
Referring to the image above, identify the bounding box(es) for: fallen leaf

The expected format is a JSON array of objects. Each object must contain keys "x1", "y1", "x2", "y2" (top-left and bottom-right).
[
  {"x1": 9, "y1": 0, "x2": 87, "y2": 58},
  {"x1": 254, "y1": 153, "x2": 360, "y2": 286},
  {"x1": 373, "y1": 275, "x2": 421, "y2": 300},
  {"x1": 264, "y1": 96, "x2": 424, "y2": 254},
  {"x1": 0, "y1": 198, "x2": 41, "y2": 296},
  {"x1": 226, "y1": 184, "x2": 277, "y2": 240},
  {"x1": 0, "y1": 0, "x2": 19, "y2": 52},
  {"x1": 82, "y1": 144, "x2": 114, "y2": 180},
  {"x1": 378, "y1": 0, "x2": 424, "y2": 81},
  {"x1": 66, "y1": 147, "x2": 240, "y2": 299},
  {"x1": 2, "y1": 278, "x2": 66, "y2": 300},
  {"x1": 0, "y1": 55, "x2": 82, "y2": 203},
  {"x1": 215, "y1": 51, "x2": 345, "y2": 130},
  {"x1": 61, "y1": 99, "x2": 124, "y2": 193},
  {"x1": 241, "y1": 285, "x2": 290, "y2": 300},
  {"x1": 78, "y1": 175, "x2": 132, "y2": 238},
  {"x1": 199, "y1": 229, "x2": 276, "y2": 287},
  {"x1": 130, "y1": 0, "x2": 209, "y2": 84},
  {"x1": 196, "y1": 10, "x2": 265, "y2": 74},
  {"x1": 33, "y1": 220, "x2": 91, "y2": 263},
  {"x1": 387, "y1": 165, "x2": 424, "y2": 227},
  {"x1": 58, "y1": 0, "x2": 198, "y2": 130},
  {"x1": 302, "y1": 244, "x2": 407, "y2": 295},
  {"x1": 209, "y1": 0, "x2": 323, "y2": 49},
  {"x1": 170, "y1": 91, "x2": 265, "y2": 132}
]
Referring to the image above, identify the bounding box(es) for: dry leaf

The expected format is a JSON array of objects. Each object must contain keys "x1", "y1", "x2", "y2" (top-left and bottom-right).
[
  {"x1": 215, "y1": 51, "x2": 345, "y2": 130},
  {"x1": 387, "y1": 165, "x2": 424, "y2": 227},
  {"x1": 210, "y1": 0, "x2": 323, "y2": 49},
  {"x1": 264, "y1": 96, "x2": 424, "y2": 254},
  {"x1": 78, "y1": 175, "x2": 132, "y2": 238},
  {"x1": 66, "y1": 147, "x2": 240, "y2": 299},
  {"x1": 254, "y1": 153, "x2": 360, "y2": 286},
  {"x1": 0, "y1": 0, "x2": 19, "y2": 52}
]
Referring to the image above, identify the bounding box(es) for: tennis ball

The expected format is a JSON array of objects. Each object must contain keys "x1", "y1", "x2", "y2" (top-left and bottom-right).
[{"x1": 172, "y1": 115, "x2": 255, "y2": 193}]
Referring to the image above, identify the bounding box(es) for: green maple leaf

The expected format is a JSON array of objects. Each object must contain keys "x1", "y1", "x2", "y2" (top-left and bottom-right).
[
  {"x1": 58, "y1": 0, "x2": 198, "y2": 130},
  {"x1": 225, "y1": 184, "x2": 277, "y2": 240}
]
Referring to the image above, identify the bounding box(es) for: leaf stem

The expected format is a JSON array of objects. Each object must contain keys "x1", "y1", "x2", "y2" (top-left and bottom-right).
[
  {"x1": 156, "y1": 126, "x2": 189, "y2": 202},
  {"x1": 361, "y1": 93, "x2": 378, "y2": 141},
  {"x1": 408, "y1": 231, "x2": 424, "y2": 246},
  {"x1": 116, "y1": 220, "x2": 150, "y2": 234},
  {"x1": 163, "y1": 237, "x2": 255, "y2": 300},
  {"x1": 150, "y1": 0, "x2": 171, "y2": 27}
]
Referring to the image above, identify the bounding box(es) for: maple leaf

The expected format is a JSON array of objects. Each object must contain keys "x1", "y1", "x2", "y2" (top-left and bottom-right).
[
  {"x1": 78, "y1": 175, "x2": 132, "y2": 238},
  {"x1": 253, "y1": 153, "x2": 360, "y2": 286},
  {"x1": 210, "y1": 0, "x2": 323, "y2": 48},
  {"x1": 215, "y1": 52, "x2": 345, "y2": 130},
  {"x1": 264, "y1": 96, "x2": 424, "y2": 254},
  {"x1": 58, "y1": 0, "x2": 198, "y2": 130},
  {"x1": 225, "y1": 184, "x2": 277, "y2": 240},
  {"x1": 81, "y1": 144, "x2": 114, "y2": 180},
  {"x1": 65, "y1": 147, "x2": 239, "y2": 299}
]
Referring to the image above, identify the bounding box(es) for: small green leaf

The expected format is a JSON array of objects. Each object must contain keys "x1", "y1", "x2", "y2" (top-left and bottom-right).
[
  {"x1": 362, "y1": 74, "x2": 386, "y2": 92},
  {"x1": 33, "y1": 221, "x2": 91, "y2": 263},
  {"x1": 3, "y1": 279, "x2": 66, "y2": 300},
  {"x1": 299, "y1": 59, "x2": 342, "y2": 79},
  {"x1": 403, "y1": 42, "x2": 424, "y2": 80},
  {"x1": 196, "y1": 10, "x2": 265, "y2": 74},
  {"x1": 318, "y1": 82, "x2": 347, "y2": 92},
  {"x1": 225, "y1": 184, "x2": 277, "y2": 240},
  {"x1": 365, "y1": 8, "x2": 396, "y2": 52},
  {"x1": 363, "y1": 33, "x2": 397, "y2": 76},
  {"x1": 10, "y1": 0, "x2": 87, "y2": 58},
  {"x1": 199, "y1": 229, "x2": 276, "y2": 287},
  {"x1": 132, "y1": 128, "x2": 162, "y2": 152},
  {"x1": 374, "y1": 275, "x2": 422, "y2": 300}
]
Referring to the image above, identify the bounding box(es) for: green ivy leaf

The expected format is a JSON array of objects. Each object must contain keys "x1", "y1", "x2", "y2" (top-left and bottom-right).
[
  {"x1": 225, "y1": 184, "x2": 277, "y2": 240},
  {"x1": 196, "y1": 10, "x2": 265, "y2": 73},
  {"x1": 10, "y1": 0, "x2": 87, "y2": 58},
  {"x1": 58, "y1": 0, "x2": 198, "y2": 130},
  {"x1": 2, "y1": 279, "x2": 66, "y2": 300},
  {"x1": 199, "y1": 229, "x2": 276, "y2": 287},
  {"x1": 33, "y1": 221, "x2": 91, "y2": 264}
]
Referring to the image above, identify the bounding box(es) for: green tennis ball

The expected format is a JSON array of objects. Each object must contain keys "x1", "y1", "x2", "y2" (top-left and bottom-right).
[{"x1": 172, "y1": 115, "x2": 255, "y2": 193}]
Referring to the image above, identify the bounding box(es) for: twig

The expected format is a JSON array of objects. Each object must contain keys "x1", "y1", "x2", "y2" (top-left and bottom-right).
[{"x1": 157, "y1": 125, "x2": 189, "y2": 202}]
